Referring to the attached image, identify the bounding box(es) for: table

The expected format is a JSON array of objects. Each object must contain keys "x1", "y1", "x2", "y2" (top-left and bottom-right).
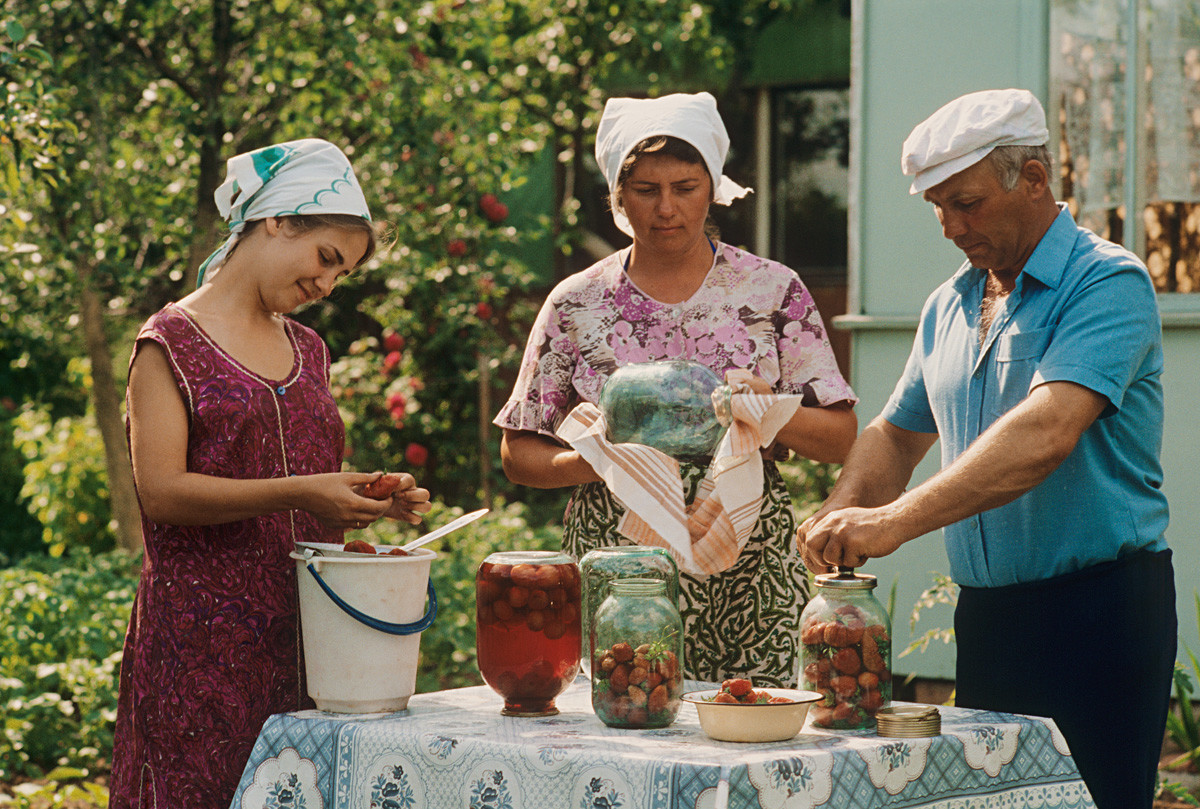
[{"x1": 231, "y1": 678, "x2": 1096, "y2": 809}]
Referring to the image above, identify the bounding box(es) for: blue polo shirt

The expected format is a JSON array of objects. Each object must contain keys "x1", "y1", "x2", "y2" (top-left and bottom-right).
[{"x1": 882, "y1": 205, "x2": 1168, "y2": 588}]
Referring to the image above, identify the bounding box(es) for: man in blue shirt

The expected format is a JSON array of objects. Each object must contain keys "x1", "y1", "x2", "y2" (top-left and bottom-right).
[{"x1": 798, "y1": 89, "x2": 1175, "y2": 809}]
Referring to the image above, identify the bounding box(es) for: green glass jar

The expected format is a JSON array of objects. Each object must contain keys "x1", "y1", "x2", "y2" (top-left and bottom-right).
[
  {"x1": 597, "y1": 360, "x2": 726, "y2": 461},
  {"x1": 579, "y1": 546, "x2": 679, "y2": 678},
  {"x1": 798, "y1": 571, "x2": 892, "y2": 729},
  {"x1": 590, "y1": 578, "x2": 684, "y2": 728}
]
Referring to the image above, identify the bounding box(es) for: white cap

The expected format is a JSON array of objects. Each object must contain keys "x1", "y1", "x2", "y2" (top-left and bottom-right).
[
  {"x1": 901, "y1": 89, "x2": 1049, "y2": 195},
  {"x1": 594, "y1": 92, "x2": 752, "y2": 236}
]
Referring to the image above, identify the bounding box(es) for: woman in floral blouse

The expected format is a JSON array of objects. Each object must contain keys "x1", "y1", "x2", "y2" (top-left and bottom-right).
[{"x1": 494, "y1": 93, "x2": 857, "y2": 686}]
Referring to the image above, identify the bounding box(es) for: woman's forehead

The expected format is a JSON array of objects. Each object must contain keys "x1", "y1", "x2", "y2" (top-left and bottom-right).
[{"x1": 625, "y1": 154, "x2": 710, "y2": 183}]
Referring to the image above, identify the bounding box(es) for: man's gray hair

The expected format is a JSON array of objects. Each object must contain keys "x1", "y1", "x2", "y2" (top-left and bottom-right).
[{"x1": 987, "y1": 144, "x2": 1053, "y2": 190}]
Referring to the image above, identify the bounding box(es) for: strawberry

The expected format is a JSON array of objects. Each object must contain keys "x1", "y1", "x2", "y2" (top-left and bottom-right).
[
  {"x1": 722, "y1": 678, "x2": 753, "y2": 698},
  {"x1": 832, "y1": 648, "x2": 862, "y2": 675},
  {"x1": 862, "y1": 634, "x2": 886, "y2": 673},
  {"x1": 361, "y1": 473, "x2": 403, "y2": 499}
]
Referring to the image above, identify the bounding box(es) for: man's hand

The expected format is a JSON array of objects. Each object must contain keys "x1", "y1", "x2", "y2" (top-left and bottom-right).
[{"x1": 797, "y1": 504, "x2": 907, "y2": 573}]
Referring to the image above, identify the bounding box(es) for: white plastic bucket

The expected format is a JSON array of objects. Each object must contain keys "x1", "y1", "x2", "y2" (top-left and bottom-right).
[{"x1": 291, "y1": 545, "x2": 437, "y2": 713}]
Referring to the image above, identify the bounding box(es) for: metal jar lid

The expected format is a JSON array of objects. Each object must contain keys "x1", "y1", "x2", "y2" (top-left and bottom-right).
[
  {"x1": 813, "y1": 568, "x2": 878, "y2": 590},
  {"x1": 876, "y1": 704, "x2": 942, "y2": 738}
]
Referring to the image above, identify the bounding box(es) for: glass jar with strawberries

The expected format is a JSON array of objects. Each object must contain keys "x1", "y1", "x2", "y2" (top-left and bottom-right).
[
  {"x1": 590, "y1": 578, "x2": 684, "y2": 728},
  {"x1": 798, "y1": 570, "x2": 892, "y2": 729},
  {"x1": 579, "y1": 546, "x2": 679, "y2": 678},
  {"x1": 476, "y1": 550, "x2": 582, "y2": 716}
]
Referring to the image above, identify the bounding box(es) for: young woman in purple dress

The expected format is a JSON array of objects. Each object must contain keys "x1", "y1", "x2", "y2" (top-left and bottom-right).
[{"x1": 110, "y1": 139, "x2": 431, "y2": 809}]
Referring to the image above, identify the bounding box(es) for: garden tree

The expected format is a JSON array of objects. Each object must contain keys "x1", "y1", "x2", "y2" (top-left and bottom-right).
[
  {"x1": 0, "y1": 20, "x2": 80, "y2": 556},
  {"x1": 1, "y1": 0, "x2": 815, "y2": 553}
]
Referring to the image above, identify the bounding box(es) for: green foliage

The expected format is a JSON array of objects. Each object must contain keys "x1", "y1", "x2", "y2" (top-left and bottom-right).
[
  {"x1": 1, "y1": 771, "x2": 108, "y2": 809},
  {"x1": 1164, "y1": 592, "x2": 1200, "y2": 772},
  {"x1": 0, "y1": 551, "x2": 138, "y2": 781},
  {"x1": 0, "y1": 413, "x2": 43, "y2": 561},
  {"x1": 899, "y1": 571, "x2": 958, "y2": 659},
  {"x1": 781, "y1": 458, "x2": 840, "y2": 522},
  {"x1": 0, "y1": 16, "x2": 73, "y2": 197},
  {"x1": 11, "y1": 359, "x2": 116, "y2": 557},
  {"x1": 1156, "y1": 775, "x2": 1200, "y2": 807},
  {"x1": 356, "y1": 500, "x2": 562, "y2": 692}
]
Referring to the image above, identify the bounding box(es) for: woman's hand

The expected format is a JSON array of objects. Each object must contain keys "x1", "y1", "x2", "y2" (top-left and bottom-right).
[
  {"x1": 293, "y1": 472, "x2": 396, "y2": 531},
  {"x1": 379, "y1": 473, "x2": 433, "y2": 525},
  {"x1": 722, "y1": 369, "x2": 789, "y2": 459}
]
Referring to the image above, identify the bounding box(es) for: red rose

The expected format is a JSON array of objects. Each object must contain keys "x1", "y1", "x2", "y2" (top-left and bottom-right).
[
  {"x1": 476, "y1": 302, "x2": 494, "y2": 319},
  {"x1": 386, "y1": 391, "x2": 407, "y2": 410},
  {"x1": 383, "y1": 351, "x2": 402, "y2": 373},
  {"x1": 448, "y1": 239, "x2": 468, "y2": 257},
  {"x1": 383, "y1": 332, "x2": 405, "y2": 352},
  {"x1": 404, "y1": 443, "x2": 429, "y2": 466},
  {"x1": 480, "y1": 193, "x2": 509, "y2": 223}
]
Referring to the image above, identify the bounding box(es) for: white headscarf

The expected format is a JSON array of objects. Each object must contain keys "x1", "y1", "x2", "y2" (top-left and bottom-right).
[
  {"x1": 594, "y1": 92, "x2": 752, "y2": 237},
  {"x1": 197, "y1": 138, "x2": 372, "y2": 286}
]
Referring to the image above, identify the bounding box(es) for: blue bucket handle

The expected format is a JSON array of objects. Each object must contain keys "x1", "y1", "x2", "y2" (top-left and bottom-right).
[{"x1": 304, "y1": 558, "x2": 437, "y2": 636}]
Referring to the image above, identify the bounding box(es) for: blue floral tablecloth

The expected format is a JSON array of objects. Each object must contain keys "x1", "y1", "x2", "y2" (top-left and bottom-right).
[{"x1": 231, "y1": 678, "x2": 1095, "y2": 809}]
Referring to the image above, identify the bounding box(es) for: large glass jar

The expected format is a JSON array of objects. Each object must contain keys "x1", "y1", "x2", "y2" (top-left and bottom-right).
[
  {"x1": 597, "y1": 360, "x2": 726, "y2": 461},
  {"x1": 475, "y1": 550, "x2": 581, "y2": 716},
  {"x1": 799, "y1": 571, "x2": 892, "y2": 729},
  {"x1": 590, "y1": 578, "x2": 684, "y2": 729},
  {"x1": 579, "y1": 546, "x2": 679, "y2": 678}
]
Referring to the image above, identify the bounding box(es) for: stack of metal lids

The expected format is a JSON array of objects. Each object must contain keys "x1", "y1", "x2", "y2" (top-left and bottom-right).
[{"x1": 876, "y1": 704, "x2": 942, "y2": 738}]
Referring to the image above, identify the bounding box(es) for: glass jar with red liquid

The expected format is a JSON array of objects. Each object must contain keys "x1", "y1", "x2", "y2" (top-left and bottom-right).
[{"x1": 475, "y1": 550, "x2": 582, "y2": 716}]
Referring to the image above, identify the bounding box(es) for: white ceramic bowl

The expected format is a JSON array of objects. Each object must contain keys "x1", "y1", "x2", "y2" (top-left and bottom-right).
[{"x1": 682, "y1": 688, "x2": 823, "y2": 743}]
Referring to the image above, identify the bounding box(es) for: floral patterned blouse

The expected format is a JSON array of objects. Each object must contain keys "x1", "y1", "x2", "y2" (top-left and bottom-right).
[{"x1": 495, "y1": 242, "x2": 856, "y2": 436}]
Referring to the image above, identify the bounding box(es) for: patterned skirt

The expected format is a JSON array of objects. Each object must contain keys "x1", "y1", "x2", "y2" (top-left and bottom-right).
[{"x1": 562, "y1": 461, "x2": 810, "y2": 687}]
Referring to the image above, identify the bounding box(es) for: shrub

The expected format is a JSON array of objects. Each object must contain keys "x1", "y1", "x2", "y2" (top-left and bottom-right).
[
  {"x1": 11, "y1": 358, "x2": 117, "y2": 557},
  {"x1": 0, "y1": 551, "x2": 138, "y2": 780}
]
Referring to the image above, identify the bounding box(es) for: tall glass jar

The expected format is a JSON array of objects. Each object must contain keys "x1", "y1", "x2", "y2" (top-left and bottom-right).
[
  {"x1": 799, "y1": 571, "x2": 892, "y2": 729},
  {"x1": 475, "y1": 550, "x2": 581, "y2": 716},
  {"x1": 590, "y1": 578, "x2": 684, "y2": 729},
  {"x1": 579, "y1": 546, "x2": 679, "y2": 677}
]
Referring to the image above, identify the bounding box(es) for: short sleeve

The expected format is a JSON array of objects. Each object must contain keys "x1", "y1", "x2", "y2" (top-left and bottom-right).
[
  {"x1": 881, "y1": 305, "x2": 939, "y2": 435},
  {"x1": 493, "y1": 293, "x2": 583, "y2": 437},
  {"x1": 1031, "y1": 260, "x2": 1160, "y2": 413},
  {"x1": 775, "y1": 276, "x2": 857, "y2": 406}
]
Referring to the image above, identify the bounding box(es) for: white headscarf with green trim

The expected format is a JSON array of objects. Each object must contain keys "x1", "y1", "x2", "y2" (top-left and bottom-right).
[{"x1": 197, "y1": 138, "x2": 372, "y2": 286}]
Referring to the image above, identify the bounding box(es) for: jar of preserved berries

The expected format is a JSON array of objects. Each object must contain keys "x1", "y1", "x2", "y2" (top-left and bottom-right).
[
  {"x1": 590, "y1": 578, "x2": 684, "y2": 728},
  {"x1": 579, "y1": 546, "x2": 679, "y2": 678},
  {"x1": 475, "y1": 550, "x2": 581, "y2": 716},
  {"x1": 798, "y1": 570, "x2": 892, "y2": 730}
]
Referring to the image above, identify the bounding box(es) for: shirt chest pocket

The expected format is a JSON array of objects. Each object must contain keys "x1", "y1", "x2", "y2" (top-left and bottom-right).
[{"x1": 987, "y1": 327, "x2": 1052, "y2": 418}]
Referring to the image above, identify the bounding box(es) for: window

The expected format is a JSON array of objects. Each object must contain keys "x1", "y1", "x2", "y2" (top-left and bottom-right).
[{"x1": 1050, "y1": 0, "x2": 1200, "y2": 292}]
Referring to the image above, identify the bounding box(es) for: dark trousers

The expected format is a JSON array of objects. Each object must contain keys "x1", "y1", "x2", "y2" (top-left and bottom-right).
[{"x1": 955, "y1": 549, "x2": 1176, "y2": 809}]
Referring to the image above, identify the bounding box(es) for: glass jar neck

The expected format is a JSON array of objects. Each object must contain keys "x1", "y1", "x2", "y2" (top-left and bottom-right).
[{"x1": 609, "y1": 578, "x2": 668, "y2": 597}]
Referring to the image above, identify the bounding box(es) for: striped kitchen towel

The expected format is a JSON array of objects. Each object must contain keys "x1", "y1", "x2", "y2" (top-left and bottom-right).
[{"x1": 556, "y1": 386, "x2": 803, "y2": 575}]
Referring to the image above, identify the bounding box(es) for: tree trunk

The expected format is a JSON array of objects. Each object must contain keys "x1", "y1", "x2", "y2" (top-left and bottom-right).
[
  {"x1": 184, "y1": 140, "x2": 223, "y2": 289},
  {"x1": 76, "y1": 261, "x2": 143, "y2": 553}
]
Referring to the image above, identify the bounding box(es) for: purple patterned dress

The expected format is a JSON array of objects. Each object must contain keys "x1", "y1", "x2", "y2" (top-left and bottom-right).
[{"x1": 110, "y1": 304, "x2": 344, "y2": 809}]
